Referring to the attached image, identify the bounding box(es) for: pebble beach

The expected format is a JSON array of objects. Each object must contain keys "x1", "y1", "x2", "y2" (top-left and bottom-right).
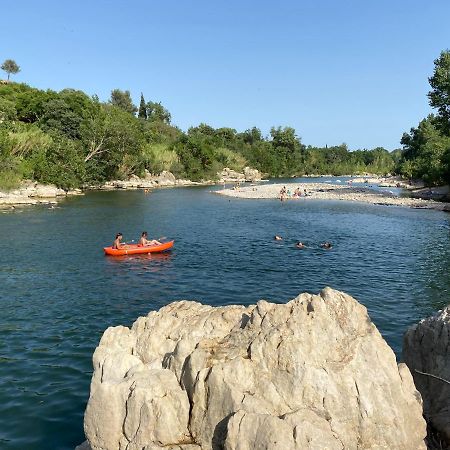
[{"x1": 215, "y1": 182, "x2": 450, "y2": 211}]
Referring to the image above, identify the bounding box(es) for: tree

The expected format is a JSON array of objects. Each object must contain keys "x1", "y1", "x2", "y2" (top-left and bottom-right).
[
  {"x1": 428, "y1": 50, "x2": 450, "y2": 134},
  {"x1": 110, "y1": 89, "x2": 137, "y2": 115},
  {"x1": 138, "y1": 93, "x2": 147, "y2": 120},
  {"x1": 1, "y1": 59, "x2": 20, "y2": 82},
  {"x1": 80, "y1": 103, "x2": 143, "y2": 180},
  {"x1": 146, "y1": 101, "x2": 171, "y2": 124},
  {"x1": 39, "y1": 98, "x2": 83, "y2": 139},
  {"x1": 399, "y1": 116, "x2": 450, "y2": 185}
]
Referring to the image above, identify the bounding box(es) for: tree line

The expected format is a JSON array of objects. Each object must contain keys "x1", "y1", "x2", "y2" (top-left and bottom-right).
[
  {"x1": 397, "y1": 50, "x2": 450, "y2": 185},
  {"x1": 1, "y1": 51, "x2": 448, "y2": 191}
]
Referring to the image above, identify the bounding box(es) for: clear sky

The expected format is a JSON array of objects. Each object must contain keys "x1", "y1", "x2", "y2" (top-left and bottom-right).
[{"x1": 1, "y1": 0, "x2": 449, "y2": 149}]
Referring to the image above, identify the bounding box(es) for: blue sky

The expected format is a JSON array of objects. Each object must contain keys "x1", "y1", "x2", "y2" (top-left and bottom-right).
[{"x1": 1, "y1": 0, "x2": 449, "y2": 149}]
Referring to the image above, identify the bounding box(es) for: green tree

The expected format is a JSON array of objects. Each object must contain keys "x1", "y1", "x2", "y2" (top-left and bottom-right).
[
  {"x1": 39, "y1": 98, "x2": 83, "y2": 139},
  {"x1": 428, "y1": 50, "x2": 450, "y2": 134},
  {"x1": 31, "y1": 134, "x2": 85, "y2": 189},
  {"x1": 1, "y1": 59, "x2": 20, "y2": 82},
  {"x1": 399, "y1": 116, "x2": 450, "y2": 185},
  {"x1": 110, "y1": 89, "x2": 137, "y2": 115},
  {"x1": 146, "y1": 101, "x2": 171, "y2": 124},
  {"x1": 80, "y1": 103, "x2": 143, "y2": 180},
  {"x1": 270, "y1": 126, "x2": 304, "y2": 175},
  {"x1": 138, "y1": 93, "x2": 147, "y2": 119}
]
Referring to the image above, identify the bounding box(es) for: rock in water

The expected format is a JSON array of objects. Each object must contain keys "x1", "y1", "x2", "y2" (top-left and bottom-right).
[
  {"x1": 83, "y1": 288, "x2": 426, "y2": 450},
  {"x1": 404, "y1": 305, "x2": 450, "y2": 444}
]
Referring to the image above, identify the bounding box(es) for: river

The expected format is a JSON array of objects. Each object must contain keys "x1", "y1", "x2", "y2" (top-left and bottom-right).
[{"x1": 1, "y1": 181, "x2": 449, "y2": 449}]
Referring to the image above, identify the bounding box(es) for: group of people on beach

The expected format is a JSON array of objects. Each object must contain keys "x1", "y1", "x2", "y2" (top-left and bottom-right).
[
  {"x1": 113, "y1": 231, "x2": 161, "y2": 249},
  {"x1": 279, "y1": 186, "x2": 308, "y2": 201},
  {"x1": 274, "y1": 235, "x2": 332, "y2": 250}
]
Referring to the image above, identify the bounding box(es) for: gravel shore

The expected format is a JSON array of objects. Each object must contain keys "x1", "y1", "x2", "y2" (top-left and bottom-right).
[{"x1": 215, "y1": 182, "x2": 450, "y2": 211}]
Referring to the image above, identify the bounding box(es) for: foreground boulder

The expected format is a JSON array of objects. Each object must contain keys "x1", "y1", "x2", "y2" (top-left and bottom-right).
[
  {"x1": 404, "y1": 305, "x2": 450, "y2": 443},
  {"x1": 83, "y1": 288, "x2": 426, "y2": 449}
]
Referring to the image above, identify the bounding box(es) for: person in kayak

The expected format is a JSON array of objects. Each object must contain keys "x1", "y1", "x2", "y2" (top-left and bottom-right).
[
  {"x1": 139, "y1": 231, "x2": 162, "y2": 246},
  {"x1": 113, "y1": 233, "x2": 124, "y2": 249}
]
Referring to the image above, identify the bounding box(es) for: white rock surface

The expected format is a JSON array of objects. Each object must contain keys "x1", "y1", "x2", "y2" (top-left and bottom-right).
[
  {"x1": 218, "y1": 167, "x2": 262, "y2": 183},
  {"x1": 403, "y1": 305, "x2": 450, "y2": 443},
  {"x1": 0, "y1": 181, "x2": 82, "y2": 206},
  {"x1": 243, "y1": 166, "x2": 262, "y2": 182},
  {"x1": 83, "y1": 288, "x2": 426, "y2": 450}
]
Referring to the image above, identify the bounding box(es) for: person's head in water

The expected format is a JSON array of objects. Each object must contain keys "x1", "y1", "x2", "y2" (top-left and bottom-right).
[
  {"x1": 296, "y1": 241, "x2": 305, "y2": 248},
  {"x1": 321, "y1": 242, "x2": 332, "y2": 249},
  {"x1": 274, "y1": 235, "x2": 283, "y2": 241}
]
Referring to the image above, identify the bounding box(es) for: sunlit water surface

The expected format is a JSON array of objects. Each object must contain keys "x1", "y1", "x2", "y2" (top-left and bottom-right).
[{"x1": 1, "y1": 182, "x2": 449, "y2": 449}]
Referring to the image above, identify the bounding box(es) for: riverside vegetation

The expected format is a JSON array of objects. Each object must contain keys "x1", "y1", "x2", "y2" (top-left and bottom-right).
[{"x1": 1, "y1": 50, "x2": 449, "y2": 192}]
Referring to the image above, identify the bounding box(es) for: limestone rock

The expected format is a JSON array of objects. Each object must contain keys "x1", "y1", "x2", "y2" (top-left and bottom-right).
[
  {"x1": 155, "y1": 170, "x2": 176, "y2": 186},
  {"x1": 403, "y1": 305, "x2": 450, "y2": 443},
  {"x1": 218, "y1": 168, "x2": 245, "y2": 183},
  {"x1": 243, "y1": 166, "x2": 262, "y2": 182},
  {"x1": 83, "y1": 288, "x2": 426, "y2": 450}
]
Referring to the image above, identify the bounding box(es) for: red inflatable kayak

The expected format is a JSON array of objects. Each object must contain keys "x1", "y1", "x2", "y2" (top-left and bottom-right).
[{"x1": 104, "y1": 240, "x2": 174, "y2": 256}]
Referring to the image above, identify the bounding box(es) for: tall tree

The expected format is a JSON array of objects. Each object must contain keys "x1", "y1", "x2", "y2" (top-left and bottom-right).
[
  {"x1": 146, "y1": 101, "x2": 171, "y2": 124},
  {"x1": 428, "y1": 50, "x2": 450, "y2": 134},
  {"x1": 110, "y1": 89, "x2": 137, "y2": 115},
  {"x1": 138, "y1": 93, "x2": 147, "y2": 119},
  {"x1": 1, "y1": 59, "x2": 20, "y2": 82}
]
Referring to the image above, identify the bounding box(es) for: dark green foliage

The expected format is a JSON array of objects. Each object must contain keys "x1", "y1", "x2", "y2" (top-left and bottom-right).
[
  {"x1": 399, "y1": 50, "x2": 450, "y2": 186},
  {"x1": 173, "y1": 132, "x2": 216, "y2": 180},
  {"x1": 138, "y1": 93, "x2": 147, "y2": 120},
  {"x1": 110, "y1": 89, "x2": 137, "y2": 115},
  {"x1": 399, "y1": 116, "x2": 450, "y2": 185},
  {"x1": 0, "y1": 81, "x2": 401, "y2": 190},
  {"x1": 1, "y1": 59, "x2": 20, "y2": 81},
  {"x1": 146, "y1": 101, "x2": 171, "y2": 124},
  {"x1": 39, "y1": 98, "x2": 83, "y2": 139},
  {"x1": 428, "y1": 50, "x2": 450, "y2": 134},
  {"x1": 31, "y1": 134, "x2": 85, "y2": 189}
]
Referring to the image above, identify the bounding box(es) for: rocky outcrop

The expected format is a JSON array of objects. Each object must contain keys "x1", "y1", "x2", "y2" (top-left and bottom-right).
[
  {"x1": 98, "y1": 171, "x2": 211, "y2": 191},
  {"x1": 0, "y1": 180, "x2": 83, "y2": 206},
  {"x1": 403, "y1": 305, "x2": 450, "y2": 443},
  {"x1": 243, "y1": 166, "x2": 262, "y2": 182},
  {"x1": 218, "y1": 167, "x2": 262, "y2": 183},
  {"x1": 82, "y1": 288, "x2": 426, "y2": 450}
]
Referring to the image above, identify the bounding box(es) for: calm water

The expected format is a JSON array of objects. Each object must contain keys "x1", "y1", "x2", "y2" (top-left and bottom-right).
[{"x1": 1, "y1": 183, "x2": 449, "y2": 450}]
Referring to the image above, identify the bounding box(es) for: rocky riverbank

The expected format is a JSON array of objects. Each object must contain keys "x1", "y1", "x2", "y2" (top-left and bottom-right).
[
  {"x1": 0, "y1": 180, "x2": 83, "y2": 208},
  {"x1": 215, "y1": 182, "x2": 450, "y2": 211},
  {"x1": 404, "y1": 305, "x2": 450, "y2": 446},
  {"x1": 0, "y1": 167, "x2": 263, "y2": 208},
  {"x1": 77, "y1": 288, "x2": 427, "y2": 450}
]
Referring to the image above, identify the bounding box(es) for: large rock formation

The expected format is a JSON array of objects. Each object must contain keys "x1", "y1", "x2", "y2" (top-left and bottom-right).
[
  {"x1": 218, "y1": 167, "x2": 262, "y2": 183},
  {"x1": 403, "y1": 305, "x2": 450, "y2": 443},
  {"x1": 82, "y1": 288, "x2": 426, "y2": 450},
  {"x1": 0, "y1": 180, "x2": 82, "y2": 206}
]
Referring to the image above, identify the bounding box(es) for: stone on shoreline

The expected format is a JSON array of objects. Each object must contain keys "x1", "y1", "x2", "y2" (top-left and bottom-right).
[
  {"x1": 0, "y1": 181, "x2": 82, "y2": 207},
  {"x1": 82, "y1": 288, "x2": 426, "y2": 450},
  {"x1": 403, "y1": 305, "x2": 450, "y2": 444}
]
